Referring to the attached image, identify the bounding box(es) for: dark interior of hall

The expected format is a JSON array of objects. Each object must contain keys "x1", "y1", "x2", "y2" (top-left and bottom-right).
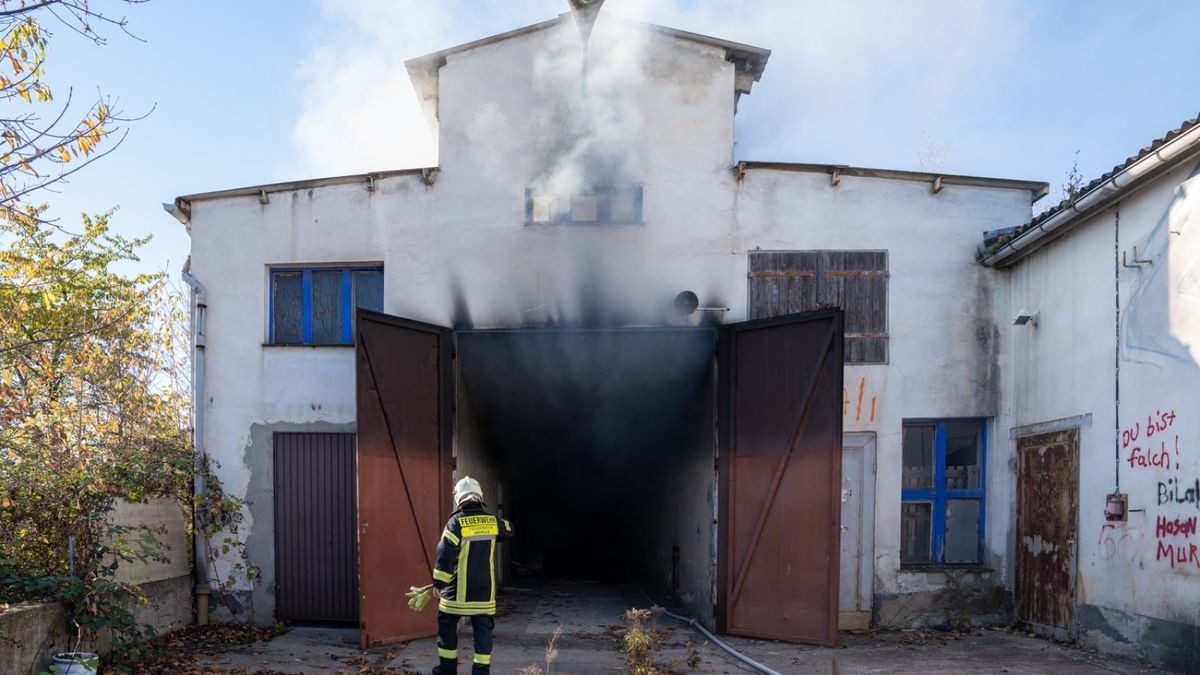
[{"x1": 455, "y1": 328, "x2": 715, "y2": 586}]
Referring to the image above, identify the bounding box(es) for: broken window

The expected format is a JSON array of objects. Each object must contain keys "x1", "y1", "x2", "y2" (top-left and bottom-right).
[
  {"x1": 748, "y1": 250, "x2": 888, "y2": 363},
  {"x1": 269, "y1": 266, "x2": 384, "y2": 345},
  {"x1": 525, "y1": 186, "x2": 643, "y2": 225},
  {"x1": 900, "y1": 419, "x2": 987, "y2": 566}
]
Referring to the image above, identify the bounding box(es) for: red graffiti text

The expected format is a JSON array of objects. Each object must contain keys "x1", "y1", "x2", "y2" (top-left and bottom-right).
[
  {"x1": 841, "y1": 377, "x2": 877, "y2": 424},
  {"x1": 1126, "y1": 437, "x2": 1178, "y2": 471},
  {"x1": 1156, "y1": 515, "x2": 1198, "y2": 539},
  {"x1": 1156, "y1": 541, "x2": 1200, "y2": 569},
  {"x1": 1123, "y1": 409, "x2": 1178, "y2": 448}
]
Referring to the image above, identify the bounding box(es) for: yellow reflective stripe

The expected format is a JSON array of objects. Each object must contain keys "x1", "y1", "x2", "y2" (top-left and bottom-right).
[
  {"x1": 432, "y1": 568, "x2": 453, "y2": 583},
  {"x1": 474, "y1": 653, "x2": 491, "y2": 665},
  {"x1": 438, "y1": 647, "x2": 458, "y2": 660},
  {"x1": 438, "y1": 598, "x2": 496, "y2": 615},
  {"x1": 456, "y1": 540, "x2": 470, "y2": 601},
  {"x1": 443, "y1": 529, "x2": 460, "y2": 546},
  {"x1": 489, "y1": 539, "x2": 496, "y2": 603}
]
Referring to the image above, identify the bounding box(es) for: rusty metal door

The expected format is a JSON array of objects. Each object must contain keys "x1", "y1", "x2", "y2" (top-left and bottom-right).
[
  {"x1": 274, "y1": 432, "x2": 359, "y2": 622},
  {"x1": 718, "y1": 308, "x2": 844, "y2": 645},
  {"x1": 1016, "y1": 428, "x2": 1078, "y2": 639},
  {"x1": 356, "y1": 310, "x2": 453, "y2": 647}
]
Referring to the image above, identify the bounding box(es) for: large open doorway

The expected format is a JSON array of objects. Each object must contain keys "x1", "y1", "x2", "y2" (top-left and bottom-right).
[
  {"x1": 454, "y1": 328, "x2": 716, "y2": 612},
  {"x1": 354, "y1": 309, "x2": 843, "y2": 648}
]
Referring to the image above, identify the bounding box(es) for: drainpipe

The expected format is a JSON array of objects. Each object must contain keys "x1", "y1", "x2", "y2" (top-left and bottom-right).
[
  {"x1": 180, "y1": 257, "x2": 211, "y2": 625},
  {"x1": 982, "y1": 121, "x2": 1200, "y2": 267}
]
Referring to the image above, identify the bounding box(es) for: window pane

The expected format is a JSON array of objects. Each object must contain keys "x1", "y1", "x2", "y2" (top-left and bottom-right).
[
  {"x1": 902, "y1": 425, "x2": 935, "y2": 489},
  {"x1": 531, "y1": 196, "x2": 559, "y2": 223},
  {"x1": 353, "y1": 270, "x2": 383, "y2": 312},
  {"x1": 944, "y1": 499, "x2": 981, "y2": 563},
  {"x1": 610, "y1": 188, "x2": 638, "y2": 222},
  {"x1": 571, "y1": 195, "x2": 598, "y2": 222},
  {"x1": 271, "y1": 272, "x2": 303, "y2": 344},
  {"x1": 901, "y1": 502, "x2": 932, "y2": 565},
  {"x1": 311, "y1": 270, "x2": 343, "y2": 344},
  {"x1": 945, "y1": 421, "x2": 983, "y2": 490}
]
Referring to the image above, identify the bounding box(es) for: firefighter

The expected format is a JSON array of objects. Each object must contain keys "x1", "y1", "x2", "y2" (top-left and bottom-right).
[{"x1": 431, "y1": 476, "x2": 514, "y2": 675}]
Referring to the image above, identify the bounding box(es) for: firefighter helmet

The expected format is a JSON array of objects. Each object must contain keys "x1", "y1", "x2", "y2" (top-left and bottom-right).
[{"x1": 453, "y1": 476, "x2": 483, "y2": 506}]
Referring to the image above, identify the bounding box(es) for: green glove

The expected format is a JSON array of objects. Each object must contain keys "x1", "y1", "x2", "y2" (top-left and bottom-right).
[{"x1": 406, "y1": 584, "x2": 434, "y2": 612}]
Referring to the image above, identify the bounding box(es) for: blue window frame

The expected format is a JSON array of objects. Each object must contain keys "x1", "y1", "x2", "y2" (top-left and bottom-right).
[
  {"x1": 269, "y1": 266, "x2": 383, "y2": 345},
  {"x1": 900, "y1": 418, "x2": 987, "y2": 566}
]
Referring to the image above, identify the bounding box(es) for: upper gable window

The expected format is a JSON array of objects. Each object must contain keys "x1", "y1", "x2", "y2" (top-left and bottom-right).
[
  {"x1": 525, "y1": 186, "x2": 642, "y2": 225},
  {"x1": 269, "y1": 266, "x2": 383, "y2": 345}
]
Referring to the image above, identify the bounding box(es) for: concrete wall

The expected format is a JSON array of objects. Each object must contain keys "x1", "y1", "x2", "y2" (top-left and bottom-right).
[
  {"x1": 0, "y1": 577, "x2": 192, "y2": 675},
  {"x1": 185, "y1": 17, "x2": 1036, "y2": 628},
  {"x1": 0, "y1": 499, "x2": 193, "y2": 674},
  {"x1": 999, "y1": 158, "x2": 1200, "y2": 671},
  {"x1": 109, "y1": 499, "x2": 190, "y2": 585}
]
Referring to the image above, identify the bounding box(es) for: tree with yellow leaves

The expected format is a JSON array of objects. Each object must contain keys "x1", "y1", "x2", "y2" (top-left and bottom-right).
[{"x1": 0, "y1": 0, "x2": 148, "y2": 224}]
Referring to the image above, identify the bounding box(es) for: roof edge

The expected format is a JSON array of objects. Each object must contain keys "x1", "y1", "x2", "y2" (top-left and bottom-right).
[
  {"x1": 739, "y1": 161, "x2": 1049, "y2": 197},
  {"x1": 982, "y1": 114, "x2": 1200, "y2": 267},
  {"x1": 403, "y1": 14, "x2": 768, "y2": 110},
  {"x1": 403, "y1": 17, "x2": 562, "y2": 73},
  {"x1": 404, "y1": 14, "x2": 770, "y2": 72},
  {"x1": 175, "y1": 167, "x2": 435, "y2": 206}
]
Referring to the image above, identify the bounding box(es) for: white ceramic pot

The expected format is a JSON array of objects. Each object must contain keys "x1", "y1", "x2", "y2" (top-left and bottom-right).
[{"x1": 50, "y1": 651, "x2": 99, "y2": 675}]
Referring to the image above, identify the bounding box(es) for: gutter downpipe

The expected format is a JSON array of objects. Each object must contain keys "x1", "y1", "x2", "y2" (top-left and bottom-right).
[
  {"x1": 983, "y1": 123, "x2": 1200, "y2": 267},
  {"x1": 180, "y1": 258, "x2": 211, "y2": 625}
]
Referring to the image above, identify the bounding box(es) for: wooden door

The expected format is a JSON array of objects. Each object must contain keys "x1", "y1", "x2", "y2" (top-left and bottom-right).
[
  {"x1": 356, "y1": 310, "x2": 453, "y2": 647},
  {"x1": 1016, "y1": 428, "x2": 1079, "y2": 639},
  {"x1": 718, "y1": 309, "x2": 844, "y2": 645}
]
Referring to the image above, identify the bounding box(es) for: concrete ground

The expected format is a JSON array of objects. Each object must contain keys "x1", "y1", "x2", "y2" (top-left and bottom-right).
[{"x1": 200, "y1": 580, "x2": 1167, "y2": 674}]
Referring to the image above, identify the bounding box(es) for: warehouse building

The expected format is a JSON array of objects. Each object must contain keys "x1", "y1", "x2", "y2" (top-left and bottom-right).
[{"x1": 170, "y1": 10, "x2": 1198, "y2": 670}]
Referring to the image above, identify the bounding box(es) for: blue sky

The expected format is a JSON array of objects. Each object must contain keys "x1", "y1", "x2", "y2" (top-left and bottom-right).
[{"x1": 36, "y1": 0, "x2": 1200, "y2": 278}]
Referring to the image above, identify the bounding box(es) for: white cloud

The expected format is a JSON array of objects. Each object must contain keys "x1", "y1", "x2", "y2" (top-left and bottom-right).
[
  {"x1": 290, "y1": 1, "x2": 558, "y2": 176},
  {"x1": 291, "y1": 0, "x2": 1027, "y2": 175}
]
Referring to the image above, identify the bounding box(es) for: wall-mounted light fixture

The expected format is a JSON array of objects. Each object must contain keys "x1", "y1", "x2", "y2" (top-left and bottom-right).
[
  {"x1": 1013, "y1": 309, "x2": 1039, "y2": 327},
  {"x1": 674, "y1": 290, "x2": 730, "y2": 317}
]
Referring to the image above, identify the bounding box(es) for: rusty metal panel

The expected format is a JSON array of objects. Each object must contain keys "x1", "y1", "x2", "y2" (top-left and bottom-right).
[
  {"x1": 749, "y1": 251, "x2": 887, "y2": 363},
  {"x1": 356, "y1": 310, "x2": 453, "y2": 647},
  {"x1": 274, "y1": 432, "x2": 359, "y2": 622},
  {"x1": 1016, "y1": 428, "x2": 1079, "y2": 637},
  {"x1": 718, "y1": 308, "x2": 844, "y2": 645}
]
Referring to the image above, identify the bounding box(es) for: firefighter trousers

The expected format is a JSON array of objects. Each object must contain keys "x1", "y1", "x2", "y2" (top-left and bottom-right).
[{"x1": 434, "y1": 611, "x2": 494, "y2": 674}]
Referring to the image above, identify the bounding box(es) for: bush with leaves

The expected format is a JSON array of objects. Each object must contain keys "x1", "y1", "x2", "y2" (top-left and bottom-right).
[{"x1": 0, "y1": 206, "x2": 194, "y2": 669}]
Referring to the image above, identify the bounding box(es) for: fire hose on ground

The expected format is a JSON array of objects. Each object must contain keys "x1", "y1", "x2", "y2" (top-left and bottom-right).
[{"x1": 638, "y1": 587, "x2": 782, "y2": 675}]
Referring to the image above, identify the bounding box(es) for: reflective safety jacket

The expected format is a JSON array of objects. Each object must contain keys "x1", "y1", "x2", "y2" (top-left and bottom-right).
[{"x1": 431, "y1": 502, "x2": 513, "y2": 616}]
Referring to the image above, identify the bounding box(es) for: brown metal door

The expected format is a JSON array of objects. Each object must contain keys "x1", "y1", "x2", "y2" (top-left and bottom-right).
[
  {"x1": 274, "y1": 432, "x2": 359, "y2": 622},
  {"x1": 1016, "y1": 428, "x2": 1078, "y2": 638},
  {"x1": 718, "y1": 308, "x2": 844, "y2": 645},
  {"x1": 356, "y1": 310, "x2": 453, "y2": 647}
]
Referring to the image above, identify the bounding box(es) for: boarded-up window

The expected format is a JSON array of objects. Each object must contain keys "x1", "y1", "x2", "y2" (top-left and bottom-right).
[{"x1": 749, "y1": 250, "x2": 888, "y2": 364}]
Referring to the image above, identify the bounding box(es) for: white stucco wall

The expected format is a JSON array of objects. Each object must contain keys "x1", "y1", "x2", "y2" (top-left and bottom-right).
[
  {"x1": 999, "y1": 157, "x2": 1200, "y2": 666},
  {"x1": 184, "y1": 16, "x2": 1039, "y2": 625}
]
